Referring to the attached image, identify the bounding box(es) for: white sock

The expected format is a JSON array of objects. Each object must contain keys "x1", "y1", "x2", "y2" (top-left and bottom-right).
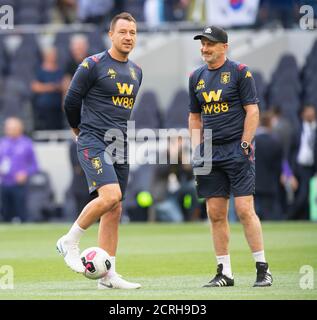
[
  {"x1": 66, "y1": 222, "x2": 85, "y2": 242},
  {"x1": 216, "y1": 255, "x2": 233, "y2": 278},
  {"x1": 253, "y1": 250, "x2": 270, "y2": 273},
  {"x1": 253, "y1": 250, "x2": 266, "y2": 263},
  {"x1": 108, "y1": 256, "x2": 116, "y2": 277}
]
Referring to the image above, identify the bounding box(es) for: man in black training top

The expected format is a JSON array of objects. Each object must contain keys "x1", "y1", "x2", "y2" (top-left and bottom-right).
[
  {"x1": 57, "y1": 12, "x2": 142, "y2": 289},
  {"x1": 188, "y1": 26, "x2": 273, "y2": 287}
]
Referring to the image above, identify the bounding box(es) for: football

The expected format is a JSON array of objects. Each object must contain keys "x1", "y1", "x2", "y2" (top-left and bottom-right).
[{"x1": 80, "y1": 247, "x2": 111, "y2": 280}]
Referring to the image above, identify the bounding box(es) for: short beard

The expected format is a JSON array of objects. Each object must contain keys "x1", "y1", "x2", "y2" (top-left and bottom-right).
[{"x1": 202, "y1": 52, "x2": 219, "y2": 64}]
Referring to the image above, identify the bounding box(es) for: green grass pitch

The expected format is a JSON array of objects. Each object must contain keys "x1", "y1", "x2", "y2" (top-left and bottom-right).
[{"x1": 0, "y1": 222, "x2": 316, "y2": 300}]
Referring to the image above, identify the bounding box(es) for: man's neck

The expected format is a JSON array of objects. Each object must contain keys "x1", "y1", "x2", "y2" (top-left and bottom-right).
[
  {"x1": 207, "y1": 57, "x2": 226, "y2": 70},
  {"x1": 108, "y1": 48, "x2": 128, "y2": 62}
]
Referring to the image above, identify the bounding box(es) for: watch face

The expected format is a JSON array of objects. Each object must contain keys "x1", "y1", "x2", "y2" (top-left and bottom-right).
[{"x1": 241, "y1": 142, "x2": 248, "y2": 149}]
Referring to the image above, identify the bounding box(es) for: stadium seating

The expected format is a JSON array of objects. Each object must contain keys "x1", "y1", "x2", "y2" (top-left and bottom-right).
[
  {"x1": 131, "y1": 90, "x2": 163, "y2": 129},
  {"x1": 26, "y1": 170, "x2": 56, "y2": 222},
  {"x1": 0, "y1": 75, "x2": 33, "y2": 133},
  {"x1": 252, "y1": 71, "x2": 267, "y2": 112},
  {"x1": 54, "y1": 31, "x2": 74, "y2": 70},
  {"x1": 4, "y1": 0, "x2": 54, "y2": 25},
  {"x1": 87, "y1": 28, "x2": 108, "y2": 54},
  {"x1": 123, "y1": 0, "x2": 146, "y2": 22},
  {"x1": 0, "y1": 35, "x2": 7, "y2": 76},
  {"x1": 266, "y1": 54, "x2": 302, "y2": 130},
  {"x1": 164, "y1": 89, "x2": 189, "y2": 128},
  {"x1": 302, "y1": 39, "x2": 317, "y2": 108},
  {"x1": 8, "y1": 34, "x2": 41, "y2": 82}
]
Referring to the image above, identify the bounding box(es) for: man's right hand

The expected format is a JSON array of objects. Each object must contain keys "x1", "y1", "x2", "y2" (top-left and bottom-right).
[{"x1": 71, "y1": 128, "x2": 80, "y2": 139}]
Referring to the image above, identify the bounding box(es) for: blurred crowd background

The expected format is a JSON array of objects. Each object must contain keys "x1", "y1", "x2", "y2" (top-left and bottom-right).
[{"x1": 0, "y1": 0, "x2": 317, "y2": 224}]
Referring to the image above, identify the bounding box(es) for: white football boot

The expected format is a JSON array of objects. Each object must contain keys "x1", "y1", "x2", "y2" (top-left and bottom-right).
[
  {"x1": 97, "y1": 273, "x2": 141, "y2": 289},
  {"x1": 56, "y1": 235, "x2": 85, "y2": 273}
]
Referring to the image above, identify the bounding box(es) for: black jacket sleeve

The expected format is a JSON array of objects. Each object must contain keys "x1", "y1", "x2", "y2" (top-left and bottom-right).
[{"x1": 64, "y1": 58, "x2": 98, "y2": 128}]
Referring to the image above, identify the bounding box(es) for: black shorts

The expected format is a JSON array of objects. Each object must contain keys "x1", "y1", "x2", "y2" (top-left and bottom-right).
[
  {"x1": 194, "y1": 139, "x2": 255, "y2": 198},
  {"x1": 77, "y1": 141, "x2": 129, "y2": 199}
]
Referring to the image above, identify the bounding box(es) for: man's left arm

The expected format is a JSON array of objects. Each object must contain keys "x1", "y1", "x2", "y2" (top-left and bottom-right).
[
  {"x1": 64, "y1": 57, "x2": 98, "y2": 133},
  {"x1": 242, "y1": 104, "x2": 259, "y2": 152},
  {"x1": 238, "y1": 64, "x2": 260, "y2": 154}
]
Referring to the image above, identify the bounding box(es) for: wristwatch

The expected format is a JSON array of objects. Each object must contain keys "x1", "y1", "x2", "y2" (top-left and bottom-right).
[{"x1": 240, "y1": 141, "x2": 250, "y2": 150}]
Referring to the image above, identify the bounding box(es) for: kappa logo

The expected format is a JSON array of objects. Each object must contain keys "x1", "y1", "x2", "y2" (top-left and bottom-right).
[
  {"x1": 108, "y1": 68, "x2": 117, "y2": 79},
  {"x1": 245, "y1": 71, "x2": 252, "y2": 78},
  {"x1": 196, "y1": 79, "x2": 205, "y2": 90},
  {"x1": 81, "y1": 60, "x2": 89, "y2": 69}
]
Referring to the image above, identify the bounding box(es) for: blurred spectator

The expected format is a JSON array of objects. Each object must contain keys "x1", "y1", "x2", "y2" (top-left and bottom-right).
[
  {"x1": 77, "y1": 0, "x2": 114, "y2": 25},
  {"x1": 122, "y1": 0, "x2": 146, "y2": 22},
  {"x1": 270, "y1": 107, "x2": 298, "y2": 217},
  {"x1": 0, "y1": 118, "x2": 38, "y2": 222},
  {"x1": 163, "y1": 0, "x2": 190, "y2": 22},
  {"x1": 62, "y1": 34, "x2": 89, "y2": 97},
  {"x1": 55, "y1": 0, "x2": 77, "y2": 24},
  {"x1": 271, "y1": 105, "x2": 294, "y2": 159},
  {"x1": 255, "y1": 111, "x2": 284, "y2": 220},
  {"x1": 187, "y1": 0, "x2": 205, "y2": 24},
  {"x1": 68, "y1": 139, "x2": 94, "y2": 215},
  {"x1": 257, "y1": 0, "x2": 299, "y2": 28},
  {"x1": 280, "y1": 158, "x2": 298, "y2": 217},
  {"x1": 152, "y1": 136, "x2": 200, "y2": 222},
  {"x1": 31, "y1": 47, "x2": 64, "y2": 130},
  {"x1": 144, "y1": 0, "x2": 189, "y2": 27},
  {"x1": 290, "y1": 105, "x2": 317, "y2": 219},
  {"x1": 111, "y1": 0, "x2": 125, "y2": 15},
  {"x1": 144, "y1": 0, "x2": 164, "y2": 28}
]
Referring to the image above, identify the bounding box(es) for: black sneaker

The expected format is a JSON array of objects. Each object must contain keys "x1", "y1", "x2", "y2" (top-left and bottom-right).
[
  {"x1": 203, "y1": 264, "x2": 234, "y2": 287},
  {"x1": 253, "y1": 262, "x2": 273, "y2": 287}
]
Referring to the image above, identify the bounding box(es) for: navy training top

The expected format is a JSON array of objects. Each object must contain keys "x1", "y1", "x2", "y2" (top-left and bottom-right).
[
  {"x1": 64, "y1": 51, "x2": 142, "y2": 145},
  {"x1": 189, "y1": 59, "x2": 259, "y2": 144}
]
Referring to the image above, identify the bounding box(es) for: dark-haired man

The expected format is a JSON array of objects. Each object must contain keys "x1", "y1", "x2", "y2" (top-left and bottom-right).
[{"x1": 57, "y1": 12, "x2": 142, "y2": 289}]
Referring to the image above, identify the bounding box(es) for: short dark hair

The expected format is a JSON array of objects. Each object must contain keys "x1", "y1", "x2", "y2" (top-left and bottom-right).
[{"x1": 109, "y1": 12, "x2": 136, "y2": 31}]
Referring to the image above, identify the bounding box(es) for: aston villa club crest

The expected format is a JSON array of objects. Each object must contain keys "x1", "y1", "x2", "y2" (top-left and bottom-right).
[
  {"x1": 91, "y1": 157, "x2": 102, "y2": 170},
  {"x1": 130, "y1": 67, "x2": 137, "y2": 80},
  {"x1": 220, "y1": 72, "x2": 230, "y2": 84}
]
